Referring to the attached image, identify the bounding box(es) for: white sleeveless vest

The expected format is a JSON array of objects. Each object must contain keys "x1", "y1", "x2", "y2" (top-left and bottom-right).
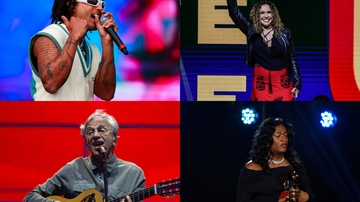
[{"x1": 29, "y1": 23, "x2": 100, "y2": 101}]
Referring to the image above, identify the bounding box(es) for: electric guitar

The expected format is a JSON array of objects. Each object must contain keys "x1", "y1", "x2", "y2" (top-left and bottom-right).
[{"x1": 47, "y1": 178, "x2": 180, "y2": 202}]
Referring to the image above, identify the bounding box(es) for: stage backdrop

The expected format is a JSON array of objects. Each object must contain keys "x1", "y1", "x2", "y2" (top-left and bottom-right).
[
  {"x1": 0, "y1": 0, "x2": 180, "y2": 101},
  {"x1": 180, "y1": 0, "x2": 330, "y2": 101},
  {"x1": 0, "y1": 102, "x2": 180, "y2": 202},
  {"x1": 329, "y1": 0, "x2": 360, "y2": 100},
  {"x1": 181, "y1": 102, "x2": 360, "y2": 202}
]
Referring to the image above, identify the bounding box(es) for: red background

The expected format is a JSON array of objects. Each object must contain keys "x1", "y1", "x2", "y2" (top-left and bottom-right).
[
  {"x1": 0, "y1": 102, "x2": 180, "y2": 202},
  {"x1": 329, "y1": 0, "x2": 360, "y2": 100}
]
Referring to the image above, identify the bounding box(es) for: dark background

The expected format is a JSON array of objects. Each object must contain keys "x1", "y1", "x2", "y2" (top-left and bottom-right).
[{"x1": 181, "y1": 102, "x2": 360, "y2": 202}]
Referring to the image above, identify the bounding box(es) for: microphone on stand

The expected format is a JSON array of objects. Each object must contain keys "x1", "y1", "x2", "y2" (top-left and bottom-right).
[
  {"x1": 97, "y1": 146, "x2": 108, "y2": 202},
  {"x1": 97, "y1": 146, "x2": 107, "y2": 155},
  {"x1": 100, "y1": 17, "x2": 129, "y2": 55}
]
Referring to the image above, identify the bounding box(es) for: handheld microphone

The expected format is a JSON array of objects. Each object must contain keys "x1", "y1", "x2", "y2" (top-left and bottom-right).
[{"x1": 100, "y1": 17, "x2": 129, "y2": 55}]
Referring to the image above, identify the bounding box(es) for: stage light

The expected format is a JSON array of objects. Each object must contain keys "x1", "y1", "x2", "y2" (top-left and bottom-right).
[
  {"x1": 320, "y1": 111, "x2": 337, "y2": 128},
  {"x1": 241, "y1": 108, "x2": 258, "y2": 125}
]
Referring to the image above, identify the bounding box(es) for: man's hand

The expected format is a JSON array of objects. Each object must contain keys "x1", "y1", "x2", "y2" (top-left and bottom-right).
[
  {"x1": 94, "y1": 11, "x2": 118, "y2": 43},
  {"x1": 93, "y1": 11, "x2": 116, "y2": 101},
  {"x1": 61, "y1": 16, "x2": 88, "y2": 44},
  {"x1": 120, "y1": 196, "x2": 132, "y2": 202}
]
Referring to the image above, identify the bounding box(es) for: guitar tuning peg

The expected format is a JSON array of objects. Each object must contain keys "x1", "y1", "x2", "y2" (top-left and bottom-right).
[{"x1": 164, "y1": 196, "x2": 169, "y2": 199}]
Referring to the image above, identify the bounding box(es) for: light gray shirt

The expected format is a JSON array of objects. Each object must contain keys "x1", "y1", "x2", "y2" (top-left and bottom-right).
[{"x1": 23, "y1": 154, "x2": 146, "y2": 202}]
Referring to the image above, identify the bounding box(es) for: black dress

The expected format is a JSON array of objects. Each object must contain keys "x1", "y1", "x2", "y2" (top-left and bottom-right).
[{"x1": 237, "y1": 165, "x2": 315, "y2": 202}]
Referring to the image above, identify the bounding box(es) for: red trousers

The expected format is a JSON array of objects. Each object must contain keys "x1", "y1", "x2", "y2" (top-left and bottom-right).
[{"x1": 251, "y1": 66, "x2": 294, "y2": 101}]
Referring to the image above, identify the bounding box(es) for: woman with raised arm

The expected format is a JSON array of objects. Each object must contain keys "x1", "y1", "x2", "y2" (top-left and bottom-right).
[
  {"x1": 237, "y1": 118, "x2": 315, "y2": 202},
  {"x1": 227, "y1": 0, "x2": 301, "y2": 101}
]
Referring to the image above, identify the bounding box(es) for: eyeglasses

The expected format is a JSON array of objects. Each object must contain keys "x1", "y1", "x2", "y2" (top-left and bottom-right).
[
  {"x1": 85, "y1": 126, "x2": 111, "y2": 137},
  {"x1": 76, "y1": 0, "x2": 106, "y2": 9}
]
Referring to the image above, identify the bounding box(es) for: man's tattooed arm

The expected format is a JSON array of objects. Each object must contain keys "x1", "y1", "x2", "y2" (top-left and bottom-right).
[
  {"x1": 94, "y1": 56, "x2": 116, "y2": 100},
  {"x1": 33, "y1": 34, "x2": 79, "y2": 94}
]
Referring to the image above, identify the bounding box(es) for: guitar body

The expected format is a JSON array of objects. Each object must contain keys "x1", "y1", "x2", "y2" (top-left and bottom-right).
[
  {"x1": 47, "y1": 178, "x2": 180, "y2": 202},
  {"x1": 48, "y1": 189, "x2": 103, "y2": 202}
]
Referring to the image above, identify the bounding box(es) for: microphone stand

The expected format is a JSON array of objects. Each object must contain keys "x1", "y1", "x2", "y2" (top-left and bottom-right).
[{"x1": 101, "y1": 150, "x2": 108, "y2": 202}]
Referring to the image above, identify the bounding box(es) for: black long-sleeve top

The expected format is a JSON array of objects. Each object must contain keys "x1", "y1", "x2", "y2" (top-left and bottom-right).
[{"x1": 237, "y1": 165, "x2": 315, "y2": 202}]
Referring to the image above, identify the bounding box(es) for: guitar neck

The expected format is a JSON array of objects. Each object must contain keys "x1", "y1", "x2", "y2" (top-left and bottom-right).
[
  {"x1": 109, "y1": 178, "x2": 180, "y2": 202},
  {"x1": 111, "y1": 185, "x2": 158, "y2": 202}
]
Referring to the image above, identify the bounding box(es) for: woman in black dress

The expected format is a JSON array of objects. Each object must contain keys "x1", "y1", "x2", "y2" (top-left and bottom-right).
[
  {"x1": 237, "y1": 118, "x2": 315, "y2": 202},
  {"x1": 227, "y1": 0, "x2": 301, "y2": 101}
]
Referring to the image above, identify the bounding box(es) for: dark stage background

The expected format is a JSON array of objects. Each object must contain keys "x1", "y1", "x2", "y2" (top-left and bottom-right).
[{"x1": 181, "y1": 102, "x2": 360, "y2": 202}]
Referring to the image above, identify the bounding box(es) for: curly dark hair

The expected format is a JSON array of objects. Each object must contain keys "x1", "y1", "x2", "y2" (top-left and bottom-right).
[
  {"x1": 250, "y1": 0, "x2": 284, "y2": 37},
  {"x1": 249, "y1": 117, "x2": 302, "y2": 174},
  {"x1": 51, "y1": 0, "x2": 78, "y2": 24}
]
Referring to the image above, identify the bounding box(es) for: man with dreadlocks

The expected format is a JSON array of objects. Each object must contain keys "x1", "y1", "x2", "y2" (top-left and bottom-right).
[{"x1": 28, "y1": 0, "x2": 118, "y2": 101}]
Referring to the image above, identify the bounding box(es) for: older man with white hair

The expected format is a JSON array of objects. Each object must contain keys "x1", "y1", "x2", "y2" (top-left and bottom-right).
[{"x1": 24, "y1": 110, "x2": 145, "y2": 202}]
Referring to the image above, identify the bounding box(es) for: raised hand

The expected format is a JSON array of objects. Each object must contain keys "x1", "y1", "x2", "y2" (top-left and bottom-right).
[{"x1": 61, "y1": 15, "x2": 88, "y2": 44}]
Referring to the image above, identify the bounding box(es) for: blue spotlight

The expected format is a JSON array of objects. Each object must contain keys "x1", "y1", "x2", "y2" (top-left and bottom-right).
[
  {"x1": 320, "y1": 111, "x2": 337, "y2": 128},
  {"x1": 241, "y1": 108, "x2": 258, "y2": 125}
]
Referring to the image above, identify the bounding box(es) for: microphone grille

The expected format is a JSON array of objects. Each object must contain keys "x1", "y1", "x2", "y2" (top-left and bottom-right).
[
  {"x1": 100, "y1": 17, "x2": 109, "y2": 26},
  {"x1": 97, "y1": 146, "x2": 107, "y2": 154}
]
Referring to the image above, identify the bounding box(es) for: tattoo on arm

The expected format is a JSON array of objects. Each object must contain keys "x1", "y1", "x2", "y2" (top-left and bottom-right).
[
  {"x1": 43, "y1": 81, "x2": 49, "y2": 87},
  {"x1": 45, "y1": 63, "x2": 53, "y2": 79},
  {"x1": 58, "y1": 61, "x2": 68, "y2": 71},
  {"x1": 97, "y1": 57, "x2": 107, "y2": 85},
  {"x1": 36, "y1": 36, "x2": 73, "y2": 88},
  {"x1": 66, "y1": 35, "x2": 76, "y2": 50},
  {"x1": 65, "y1": 49, "x2": 74, "y2": 61},
  {"x1": 101, "y1": 59, "x2": 115, "y2": 93},
  {"x1": 55, "y1": 48, "x2": 64, "y2": 62},
  {"x1": 37, "y1": 37, "x2": 57, "y2": 59}
]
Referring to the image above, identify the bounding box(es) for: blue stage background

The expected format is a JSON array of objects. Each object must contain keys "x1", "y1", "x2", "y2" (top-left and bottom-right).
[
  {"x1": 181, "y1": 45, "x2": 330, "y2": 101},
  {"x1": 180, "y1": 0, "x2": 331, "y2": 101},
  {"x1": 0, "y1": 0, "x2": 180, "y2": 101}
]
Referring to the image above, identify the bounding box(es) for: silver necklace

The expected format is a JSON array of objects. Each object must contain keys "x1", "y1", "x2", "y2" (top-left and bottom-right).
[
  {"x1": 80, "y1": 39, "x2": 86, "y2": 57},
  {"x1": 268, "y1": 156, "x2": 284, "y2": 164}
]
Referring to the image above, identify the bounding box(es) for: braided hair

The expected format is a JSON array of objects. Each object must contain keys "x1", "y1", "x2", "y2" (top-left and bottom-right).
[
  {"x1": 50, "y1": 0, "x2": 78, "y2": 24},
  {"x1": 249, "y1": 117, "x2": 303, "y2": 174}
]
